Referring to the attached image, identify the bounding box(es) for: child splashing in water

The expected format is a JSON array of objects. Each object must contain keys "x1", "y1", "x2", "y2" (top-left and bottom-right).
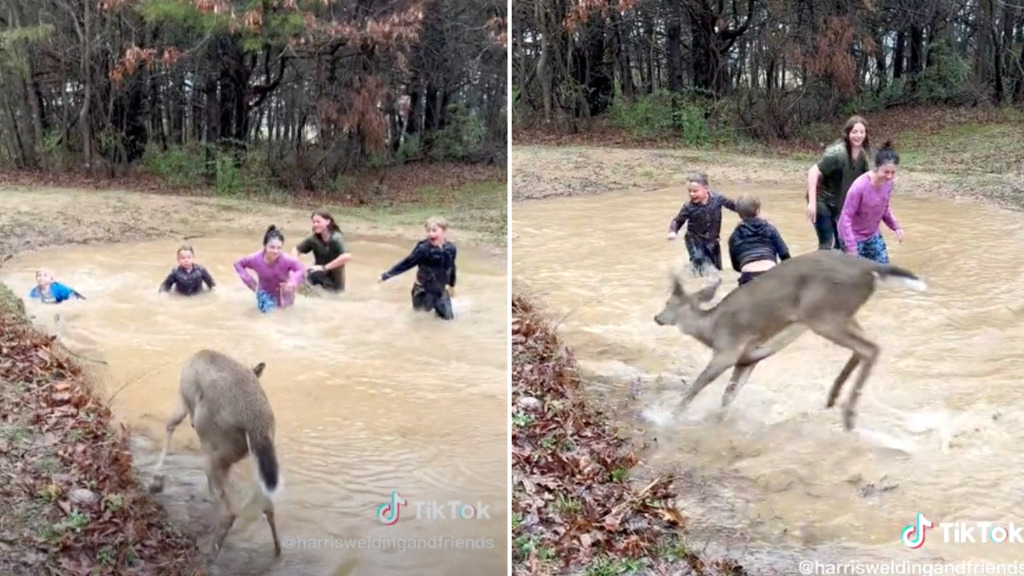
[
  {"x1": 159, "y1": 244, "x2": 216, "y2": 296},
  {"x1": 234, "y1": 225, "x2": 305, "y2": 313},
  {"x1": 379, "y1": 216, "x2": 457, "y2": 320},
  {"x1": 29, "y1": 268, "x2": 85, "y2": 304},
  {"x1": 667, "y1": 172, "x2": 739, "y2": 277},
  {"x1": 838, "y1": 140, "x2": 906, "y2": 264}
]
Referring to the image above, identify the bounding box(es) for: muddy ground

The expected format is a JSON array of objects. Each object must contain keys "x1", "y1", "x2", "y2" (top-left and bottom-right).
[
  {"x1": 0, "y1": 184, "x2": 506, "y2": 575},
  {"x1": 509, "y1": 145, "x2": 1023, "y2": 212}
]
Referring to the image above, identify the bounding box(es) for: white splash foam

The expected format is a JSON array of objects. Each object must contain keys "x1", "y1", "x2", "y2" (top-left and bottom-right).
[{"x1": 642, "y1": 406, "x2": 675, "y2": 427}]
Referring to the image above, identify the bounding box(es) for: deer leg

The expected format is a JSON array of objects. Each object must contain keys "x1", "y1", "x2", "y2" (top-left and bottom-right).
[
  {"x1": 678, "y1": 349, "x2": 743, "y2": 411},
  {"x1": 826, "y1": 354, "x2": 860, "y2": 409},
  {"x1": 264, "y1": 498, "x2": 282, "y2": 556},
  {"x1": 207, "y1": 452, "x2": 237, "y2": 561},
  {"x1": 809, "y1": 321, "x2": 879, "y2": 431},
  {"x1": 722, "y1": 362, "x2": 757, "y2": 410},
  {"x1": 148, "y1": 397, "x2": 189, "y2": 494},
  {"x1": 825, "y1": 320, "x2": 866, "y2": 409}
]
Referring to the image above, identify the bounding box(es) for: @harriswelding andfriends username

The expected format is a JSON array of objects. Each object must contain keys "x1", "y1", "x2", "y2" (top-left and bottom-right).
[{"x1": 281, "y1": 535, "x2": 495, "y2": 552}]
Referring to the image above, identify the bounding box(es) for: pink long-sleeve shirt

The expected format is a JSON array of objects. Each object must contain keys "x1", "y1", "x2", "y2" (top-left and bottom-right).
[
  {"x1": 838, "y1": 172, "x2": 901, "y2": 252},
  {"x1": 233, "y1": 250, "x2": 305, "y2": 305}
]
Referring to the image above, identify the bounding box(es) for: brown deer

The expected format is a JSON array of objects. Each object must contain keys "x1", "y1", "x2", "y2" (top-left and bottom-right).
[
  {"x1": 653, "y1": 249, "x2": 927, "y2": 430},
  {"x1": 148, "y1": 349, "x2": 282, "y2": 560}
]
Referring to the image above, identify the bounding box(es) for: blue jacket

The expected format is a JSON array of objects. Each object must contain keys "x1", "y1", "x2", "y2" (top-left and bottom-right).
[{"x1": 29, "y1": 282, "x2": 84, "y2": 303}]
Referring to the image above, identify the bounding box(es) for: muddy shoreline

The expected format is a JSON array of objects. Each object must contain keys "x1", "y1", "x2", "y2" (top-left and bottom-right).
[{"x1": 509, "y1": 145, "x2": 1024, "y2": 215}]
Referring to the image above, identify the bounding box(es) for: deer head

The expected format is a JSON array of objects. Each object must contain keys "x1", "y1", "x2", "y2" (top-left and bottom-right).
[{"x1": 654, "y1": 274, "x2": 721, "y2": 328}]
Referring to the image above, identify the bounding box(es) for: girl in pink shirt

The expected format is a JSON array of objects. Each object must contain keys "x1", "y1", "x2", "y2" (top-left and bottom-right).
[
  {"x1": 234, "y1": 225, "x2": 305, "y2": 312},
  {"x1": 838, "y1": 140, "x2": 906, "y2": 264}
]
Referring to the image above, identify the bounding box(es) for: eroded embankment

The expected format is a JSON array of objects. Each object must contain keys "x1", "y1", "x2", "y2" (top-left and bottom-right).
[
  {"x1": 511, "y1": 289, "x2": 749, "y2": 576},
  {"x1": 0, "y1": 282, "x2": 205, "y2": 575}
]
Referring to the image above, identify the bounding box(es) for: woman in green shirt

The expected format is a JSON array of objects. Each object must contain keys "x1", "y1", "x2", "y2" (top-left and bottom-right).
[
  {"x1": 292, "y1": 210, "x2": 352, "y2": 292},
  {"x1": 804, "y1": 115, "x2": 873, "y2": 251}
]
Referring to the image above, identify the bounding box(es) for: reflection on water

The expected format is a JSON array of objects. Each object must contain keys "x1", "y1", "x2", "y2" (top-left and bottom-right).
[
  {"x1": 1, "y1": 230, "x2": 508, "y2": 576},
  {"x1": 512, "y1": 186, "x2": 1024, "y2": 564}
]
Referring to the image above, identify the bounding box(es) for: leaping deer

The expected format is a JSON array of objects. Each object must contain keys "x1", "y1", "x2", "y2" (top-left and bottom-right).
[{"x1": 653, "y1": 249, "x2": 927, "y2": 430}]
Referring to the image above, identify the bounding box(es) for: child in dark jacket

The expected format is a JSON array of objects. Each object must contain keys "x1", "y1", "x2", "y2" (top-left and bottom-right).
[
  {"x1": 379, "y1": 216, "x2": 457, "y2": 320},
  {"x1": 159, "y1": 245, "x2": 216, "y2": 296},
  {"x1": 727, "y1": 195, "x2": 791, "y2": 286},
  {"x1": 667, "y1": 172, "x2": 738, "y2": 277}
]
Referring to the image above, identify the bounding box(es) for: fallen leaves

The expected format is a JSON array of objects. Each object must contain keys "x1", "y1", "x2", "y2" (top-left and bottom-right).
[
  {"x1": 512, "y1": 292, "x2": 748, "y2": 575},
  {"x1": 0, "y1": 298, "x2": 205, "y2": 575}
]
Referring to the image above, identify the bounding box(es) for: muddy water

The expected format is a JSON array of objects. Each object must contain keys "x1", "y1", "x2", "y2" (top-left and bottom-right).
[
  {"x1": 513, "y1": 185, "x2": 1024, "y2": 566},
  {"x1": 1, "y1": 231, "x2": 507, "y2": 576}
]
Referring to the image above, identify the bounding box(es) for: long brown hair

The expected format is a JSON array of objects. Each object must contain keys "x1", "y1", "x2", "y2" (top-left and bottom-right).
[
  {"x1": 842, "y1": 115, "x2": 870, "y2": 163},
  {"x1": 312, "y1": 210, "x2": 341, "y2": 234}
]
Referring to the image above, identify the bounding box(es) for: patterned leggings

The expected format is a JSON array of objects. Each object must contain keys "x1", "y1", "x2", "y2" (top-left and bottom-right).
[
  {"x1": 256, "y1": 290, "x2": 277, "y2": 313},
  {"x1": 855, "y1": 232, "x2": 889, "y2": 264}
]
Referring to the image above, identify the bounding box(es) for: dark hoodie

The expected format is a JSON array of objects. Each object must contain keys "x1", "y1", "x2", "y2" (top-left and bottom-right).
[
  {"x1": 380, "y1": 239, "x2": 457, "y2": 294},
  {"x1": 727, "y1": 217, "x2": 791, "y2": 272}
]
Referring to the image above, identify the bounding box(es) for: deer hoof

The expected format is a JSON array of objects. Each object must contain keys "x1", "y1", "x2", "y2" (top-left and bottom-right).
[
  {"x1": 842, "y1": 409, "x2": 856, "y2": 431},
  {"x1": 148, "y1": 475, "x2": 165, "y2": 494}
]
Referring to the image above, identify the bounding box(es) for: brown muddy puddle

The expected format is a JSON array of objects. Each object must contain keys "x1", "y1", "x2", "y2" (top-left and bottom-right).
[
  {"x1": 512, "y1": 184, "x2": 1024, "y2": 569},
  {"x1": 0, "y1": 230, "x2": 508, "y2": 576}
]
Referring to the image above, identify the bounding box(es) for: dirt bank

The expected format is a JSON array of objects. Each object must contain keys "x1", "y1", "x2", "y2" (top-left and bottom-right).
[
  {"x1": 511, "y1": 289, "x2": 748, "y2": 576},
  {"x1": 509, "y1": 145, "x2": 1023, "y2": 212},
  {"x1": 0, "y1": 282, "x2": 205, "y2": 575},
  {"x1": 0, "y1": 182, "x2": 506, "y2": 574}
]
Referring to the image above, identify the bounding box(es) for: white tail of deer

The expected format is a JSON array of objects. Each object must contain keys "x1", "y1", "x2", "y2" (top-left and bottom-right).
[
  {"x1": 653, "y1": 250, "x2": 927, "y2": 431},
  {"x1": 148, "y1": 349, "x2": 282, "y2": 560}
]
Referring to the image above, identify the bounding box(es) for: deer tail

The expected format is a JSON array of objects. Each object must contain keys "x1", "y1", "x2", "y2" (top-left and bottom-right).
[
  {"x1": 872, "y1": 264, "x2": 927, "y2": 292},
  {"x1": 246, "y1": 431, "x2": 281, "y2": 501}
]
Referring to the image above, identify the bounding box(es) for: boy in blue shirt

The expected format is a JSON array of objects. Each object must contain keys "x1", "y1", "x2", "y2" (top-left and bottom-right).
[{"x1": 29, "y1": 268, "x2": 85, "y2": 303}]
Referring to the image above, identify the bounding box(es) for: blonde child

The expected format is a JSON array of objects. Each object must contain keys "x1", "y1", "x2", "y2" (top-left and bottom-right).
[
  {"x1": 379, "y1": 216, "x2": 457, "y2": 320},
  {"x1": 29, "y1": 268, "x2": 85, "y2": 304}
]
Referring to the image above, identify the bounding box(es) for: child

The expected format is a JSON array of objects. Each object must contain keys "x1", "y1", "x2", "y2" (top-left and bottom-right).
[
  {"x1": 838, "y1": 140, "x2": 905, "y2": 264},
  {"x1": 667, "y1": 172, "x2": 738, "y2": 277},
  {"x1": 29, "y1": 268, "x2": 85, "y2": 304},
  {"x1": 379, "y1": 216, "x2": 457, "y2": 320},
  {"x1": 234, "y1": 225, "x2": 306, "y2": 313},
  {"x1": 159, "y1": 244, "x2": 216, "y2": 296},
  {"x1": 727, "y1": 195, "x2": 791, "y2": 286}
]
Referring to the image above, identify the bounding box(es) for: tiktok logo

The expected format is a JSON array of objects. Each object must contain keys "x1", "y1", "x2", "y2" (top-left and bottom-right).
[
  {"x1": 901, "y1": 512, "x2": 934, "y2": 548},
  {"x1": 376, "y1": 491, "x2": 407, "y2": 525}
]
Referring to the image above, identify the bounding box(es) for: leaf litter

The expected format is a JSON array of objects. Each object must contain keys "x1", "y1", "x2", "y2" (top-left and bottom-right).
[
  {"x1": 512, "y1": 291, "x2": 749, "y2": 576},
  {"x1": 0, "y1": 287, "x2": 205, "y2": 576}
]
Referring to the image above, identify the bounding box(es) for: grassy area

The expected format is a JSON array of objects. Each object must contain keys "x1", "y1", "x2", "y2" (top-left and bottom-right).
[{"x1": 343, "y1": 180, "x2": 508, "y2": 246}]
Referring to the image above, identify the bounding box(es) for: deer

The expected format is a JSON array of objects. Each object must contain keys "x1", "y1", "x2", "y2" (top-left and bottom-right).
[
  {"x1": 147, "y1": 349, "x2": 282, "y2": 560},
  {"x1": 653, "y1": 249, "x2": 927, "y2": 431}
]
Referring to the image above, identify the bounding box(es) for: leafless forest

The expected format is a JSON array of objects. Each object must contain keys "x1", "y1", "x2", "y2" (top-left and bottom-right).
[
  {"x1": 0, "y1": 0, "x2": 507, "y2": 191},
  {"x1": 512, "y1": 0, "x2": 1024, "y2": 141}
]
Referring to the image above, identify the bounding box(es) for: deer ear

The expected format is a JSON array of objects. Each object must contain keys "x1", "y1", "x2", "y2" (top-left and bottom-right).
[
  {"x1": 670, "y1": 273, "x2": 686, "y2": 298},
  {"x1": 693, "y1": 278, "x2": 721, "y2": 303},
  {"x1": 252, "y1": 362, "x2": 266, "y2": 378}
]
